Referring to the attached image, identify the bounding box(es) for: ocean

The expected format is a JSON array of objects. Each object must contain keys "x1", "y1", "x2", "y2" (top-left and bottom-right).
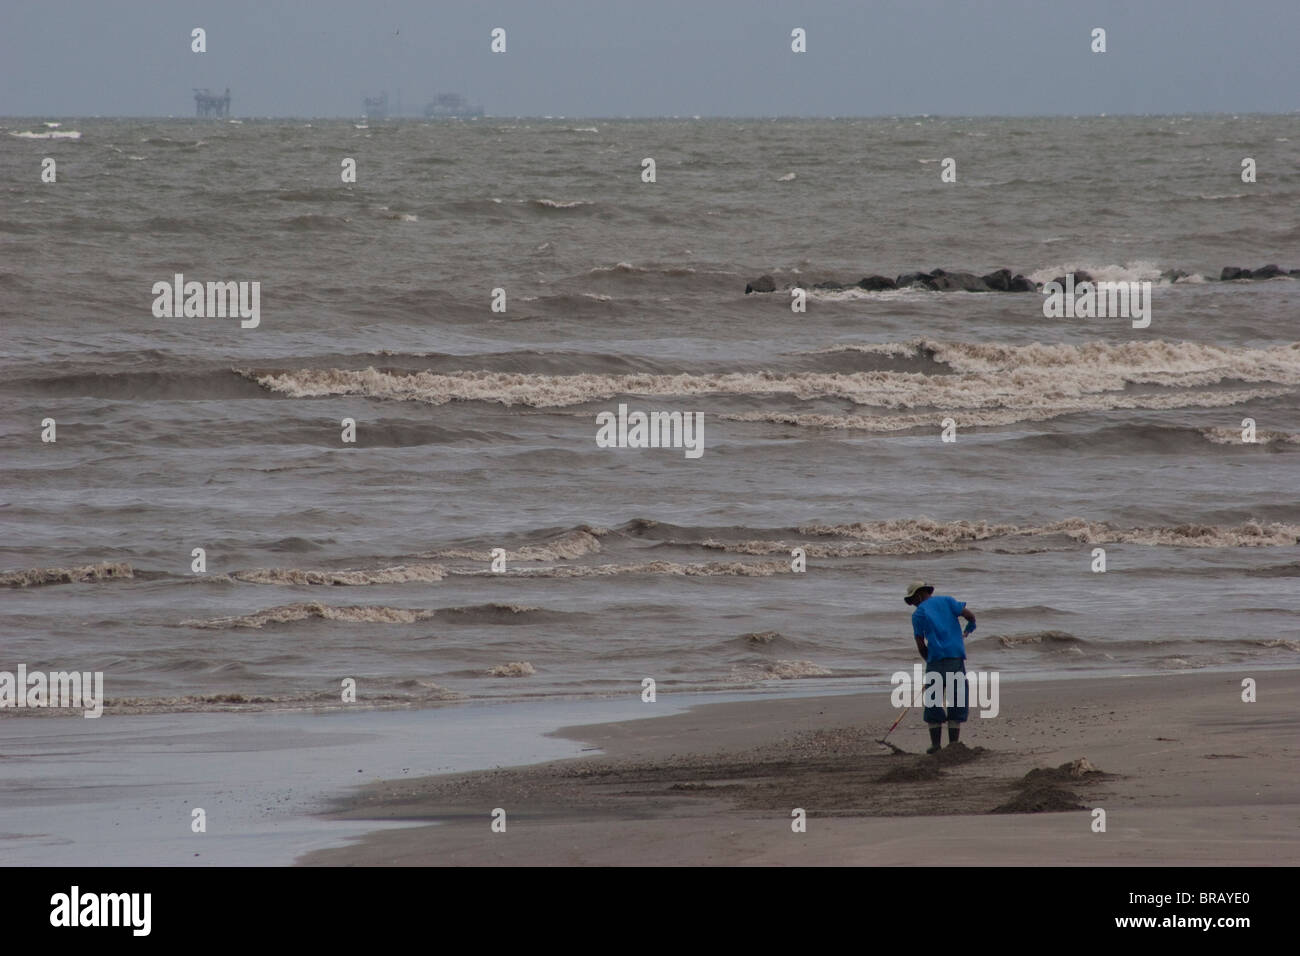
[{"x1": 3, "y1": 115, "x2": 1298, "y2": 717}]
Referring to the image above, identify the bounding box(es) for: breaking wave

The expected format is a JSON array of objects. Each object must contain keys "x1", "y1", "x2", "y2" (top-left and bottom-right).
[
  {"x1": 995, "y1": 631, "x2": 1087, "y2": 648},
  {"x1": 183, "y1": 601, "x2": 559, "y2": 629},
  {"x1": 1253, "y1": 639, "x2": 1300, "y2": 653},
  {"x1": 488, "y1": 661, "x2": 536, "y2": 677},
  {"x1": 678, "y1": 518, "x2": 1300, "y2": 557},
  {"x1": 240, "y1": 340, "x2": 1300, "y2": 415},
  {"x1": 1024, "y1": 261, "x2": 1170, "y2": 284},
  {"x1": 729, "y1": 660, "x2": 834, "y2": 681},
  {"x1": 795, "y1": 517, "x2": 1300, "y2": 550},
  {"x1": 430, "y1": 528, "x2": 606, "y2": 561},
  {"x1": 431, "y1": 604, "x2": 556, "y2": 623},
  {"x1": 184, "y1": 602, "x2": 435, "y2": 628},
  {"x1": 454, "y1": 560, "x2": 793, "y2": 578},
  {"x1": 530, "y1": 198, "x2": 596, "y2": 210},
  {"x1": 807, "y1": 339, "x2": 1300, "y2": 381},
  {"x1": 103, "y1": 686, "x2": 465, "y2": 715},
  {"x1": 1201, "y1": 426, "x2": 1300, "y2": 445},
  {"x1": 230, "y1": 563, "x2": 446, "y2": 586},
  {"x1": 1, "y1": 562, "x2": 134, "y2": 588}
]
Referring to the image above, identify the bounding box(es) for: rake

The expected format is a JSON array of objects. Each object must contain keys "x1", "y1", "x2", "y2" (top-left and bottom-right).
[{"x1": 877, "y1": 679, "x2": 924, "y2": 753}]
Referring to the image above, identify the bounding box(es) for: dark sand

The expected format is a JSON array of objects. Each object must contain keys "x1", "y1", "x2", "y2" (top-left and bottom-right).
[{"x1": 300, "y1": 670, "x2": 1300, "y2": 865}]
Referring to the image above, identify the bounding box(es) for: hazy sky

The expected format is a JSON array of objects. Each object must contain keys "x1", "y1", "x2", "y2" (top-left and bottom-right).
[{"x1": 2, "y1": 0, "x2": 1297, "y2": 117}]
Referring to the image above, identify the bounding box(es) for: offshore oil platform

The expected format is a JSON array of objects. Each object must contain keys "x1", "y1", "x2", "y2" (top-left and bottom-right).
[
  {"x1": 360, "y1": 90, "x2": 483, "y2": 120},
  {"x1": 424, "y1": 92, "x2": 484, "y2": 119},
  {"x1": 362, "y1": 91, "x2": 388, "y2": 120},
  {"x1": 193, "y1": 88, "x2": 231, "y2": 118}
]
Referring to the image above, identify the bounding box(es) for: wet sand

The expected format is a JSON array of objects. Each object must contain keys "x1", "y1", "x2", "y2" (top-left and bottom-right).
[{"x1": 299, "y1": 669, "x2": 1300, "y2": 865}]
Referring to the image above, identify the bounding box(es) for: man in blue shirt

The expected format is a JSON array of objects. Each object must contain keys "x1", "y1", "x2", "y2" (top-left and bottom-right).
[{"x1": 905, "y1": 579, "x2": 977, "y2": 753}]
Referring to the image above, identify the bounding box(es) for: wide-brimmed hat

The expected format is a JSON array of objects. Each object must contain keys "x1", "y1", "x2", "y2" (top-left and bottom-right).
[{"x1": 903, "y1": 579, "x2": 930, "y2": 601}]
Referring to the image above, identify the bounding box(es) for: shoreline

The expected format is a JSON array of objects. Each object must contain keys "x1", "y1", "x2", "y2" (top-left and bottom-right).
[
  {"x1": 0, "y1": 657, "x2": 1280, "y2": 721},
  {"x1": 0, "y1": 696, "x2": 664, "y2": 866},
  {"x1": 0, "y1": 689, "x2": 819, "y2": 866},
  {"x1": 299, "y1": 668, "x2": 1300, "y2": 866}
]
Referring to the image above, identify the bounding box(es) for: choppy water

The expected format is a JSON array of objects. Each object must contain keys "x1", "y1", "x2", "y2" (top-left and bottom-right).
[{"x1": 2, "y1": 115, "x2": 1298, "y2": 715}]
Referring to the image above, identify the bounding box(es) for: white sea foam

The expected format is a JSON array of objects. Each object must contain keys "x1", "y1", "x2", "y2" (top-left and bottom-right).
[
  {"x1": 431, "y1": 528, "x2": 605, "y2": 561},
  {"x1": 8, "y1": 129, "x2": 81, "y2": 140},
  {"x1": 1025, "y1": 261, "x2": 1166, "y2": 284},
  {"x1": 1201, "y1": 426, "x2": 1300, "y2": 445},
  {"x1": 533, "y1": 198, "x2": 591, "y2": 208},
  {"x1": 729, "y1": 660, "x2": 833, "y2": 681},
  {"x1": 488, "y1": 662, "x2": 536, "y2": 677},
  {"x1": 696, "y1": 517, "x2": 1300, "y2": 557},
  {"x1": 184, "y1": 603, "x2": 435, "y2": 628},
  {"x1": 1, "y1": 562, "x2": 134, "y2": 588},
  {"x1": 453, "y1": 560, "x2": 792, "y2": 578},
  {"x1": 243, "y1": 341, "x2": 1300, "y2": 413},
  {"x1": 231, "y1": 563, "x2": 446, "y2": 586},
  {"x1": 795, "y1": 517, "x2": 1300, "y2": 550}
]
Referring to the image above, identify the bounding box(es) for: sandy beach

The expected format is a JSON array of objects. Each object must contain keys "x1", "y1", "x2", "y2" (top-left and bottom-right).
[{"x1": 300, "y1": 669, "x2": 1300, "y2": 866}]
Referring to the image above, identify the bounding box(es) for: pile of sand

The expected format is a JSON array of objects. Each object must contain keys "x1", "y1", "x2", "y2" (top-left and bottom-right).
[{"x1": 992, "y1": 757, "x2": 1109, "y2": 814}]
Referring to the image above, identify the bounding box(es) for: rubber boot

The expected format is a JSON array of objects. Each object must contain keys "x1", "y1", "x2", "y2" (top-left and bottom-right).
[{"x1": 927, "y1": 726, "x2": 942, "y2": 754}]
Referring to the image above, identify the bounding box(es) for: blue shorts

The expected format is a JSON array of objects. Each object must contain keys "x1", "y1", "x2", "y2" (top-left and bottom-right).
[{"x1": 922, "y1": 657, "x2": 969, "y2": 725}]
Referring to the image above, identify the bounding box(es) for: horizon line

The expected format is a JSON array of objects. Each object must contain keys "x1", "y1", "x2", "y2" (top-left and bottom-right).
[{"x1": 4, "y1": 110, "x2": 1299, "y2": 122}]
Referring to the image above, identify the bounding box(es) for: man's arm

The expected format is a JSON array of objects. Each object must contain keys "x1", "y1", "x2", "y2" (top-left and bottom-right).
[
  {"x1": 915, "y1": 634, "x2": 928, "y2": 660},
  {"x1": 960, "y1": 607, "x2": 976, "y2": 635}
]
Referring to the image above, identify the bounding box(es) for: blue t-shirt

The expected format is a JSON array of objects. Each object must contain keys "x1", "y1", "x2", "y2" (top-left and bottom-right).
[{"x1": 912, "y1": 595, "x2": 967, "y2": 662}]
